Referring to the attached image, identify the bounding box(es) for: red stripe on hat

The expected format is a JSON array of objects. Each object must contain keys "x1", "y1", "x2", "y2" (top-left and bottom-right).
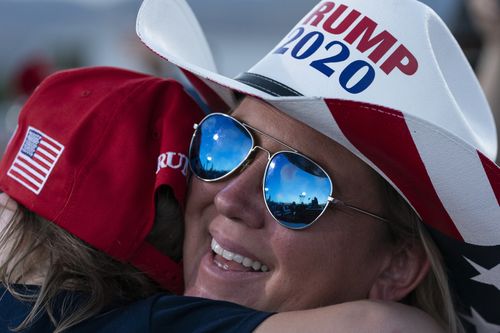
[
  {"x1": 41, "y1": 137, "x2": 62, "y2": 150},
  {"x1": 181, "y1": 69, "x2": 230, "y2": 112},
  {"x1": 33, "y1": 154, "x2": 51, "y2": 170},
  {"x1": 36, "y1": 149, "x2": 56, "y2": 163},
  {"x1": 14, "y1": 163, "x2": 44, "y2": 184},
  {"x1": 18, "y1": 154, "x2": 48, "y2": 175},
  {"x1": 9, "y1": 168, "x2": 41, "y2": 190},
  {"x1": 478, "y1": 151, "x2": 500, "y2": 205},
  {"x1": 326, "y1": 100, "x2": 463, "y2": 240}
]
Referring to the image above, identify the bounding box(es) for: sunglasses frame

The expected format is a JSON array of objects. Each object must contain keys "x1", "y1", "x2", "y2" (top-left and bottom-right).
[
  {"x1": 262, "y1": 150, "x2": 335, "y2": 229},
  {"x1": 189, "y1": 113, "x2": 391, "y2": 229}
]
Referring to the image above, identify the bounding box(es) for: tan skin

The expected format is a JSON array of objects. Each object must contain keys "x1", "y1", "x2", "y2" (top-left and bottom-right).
[
  {"x1": 256, "y1": 300, "x2": 443, "y2": 333},
  {"x1": 183, "y1": 97, "x2": 436, "y2": 331}
]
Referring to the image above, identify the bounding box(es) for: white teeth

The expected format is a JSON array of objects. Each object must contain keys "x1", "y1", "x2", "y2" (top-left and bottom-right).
[
  {"x1": 242, "y1": 257, "x2": 253, "y2": 268},
  {"x1": 252, "y1": 261, "x2": 261, "y2": 271},
  {"x1": 211, "y1": 238, "x2": 223, "y2": 256},
  {"x1": 222, "y1": 249, "x2": 234, "y2": 260},
  {"x1": 211, "y1": 238, "x2": 269, "y2": 272}
]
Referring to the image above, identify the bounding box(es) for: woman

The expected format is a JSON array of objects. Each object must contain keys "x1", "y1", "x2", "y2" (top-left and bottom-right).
[
  {"x1": 0, "y1": 66, "x2": 272, "y2": 332},
  {"x1": 183, "y1": 98, "x2": 459, "y2": 330},
  {"x1": 136, "y1": 0, "x2": 500, "y2": 332}
]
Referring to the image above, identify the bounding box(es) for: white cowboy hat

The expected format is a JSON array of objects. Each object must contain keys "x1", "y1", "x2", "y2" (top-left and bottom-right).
[{"x1": 136, "y1": 0, "x2": 500, "y2": 330}]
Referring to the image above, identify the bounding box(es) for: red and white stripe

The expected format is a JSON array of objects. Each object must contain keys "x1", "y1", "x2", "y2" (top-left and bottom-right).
[
  {"x1": 406, "y1": 115, "x2": 500, "y2": 246},
  {"x1": 320, "y1": 99, "x2": 500, "y2": 246},
  {"x1": 7, "y1": 127, "x2": 64, "y2": 194}
]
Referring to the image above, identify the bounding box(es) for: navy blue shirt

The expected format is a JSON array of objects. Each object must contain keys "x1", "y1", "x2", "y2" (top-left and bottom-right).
[{"x1": 0, "y1": 286, "x2": 273, "y2": 332}]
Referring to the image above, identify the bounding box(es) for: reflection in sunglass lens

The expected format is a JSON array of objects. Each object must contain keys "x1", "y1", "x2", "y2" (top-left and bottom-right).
[
  {"x1": 264, "y1": 152, "x2": 332, "y2": 229},
  {"x1": 190, "y1": 115, "x2": 253, "y2": 180}
]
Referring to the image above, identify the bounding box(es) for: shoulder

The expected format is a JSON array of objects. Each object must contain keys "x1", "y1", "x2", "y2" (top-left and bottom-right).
[
  {"x1": 71, "y1": 294, "x2": 272, "y2": 333},
  {"x1": 150, "y1": 295, "x2": 273, "y2": 333},
  {"x1": 255, "y1": 300, "x2": 444, "y2": 333},
  {"x1": 67, "y1": 294, "x2": 159, "y2": 333},
  {"x1": 0, "y1": 286, "x2": 54, "y2": 333},
  {"x1": 357, "y1": 300, "x2": 444, "y2": 332}
]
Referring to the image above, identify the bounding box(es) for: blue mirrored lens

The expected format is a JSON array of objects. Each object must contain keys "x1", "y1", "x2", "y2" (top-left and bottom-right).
[
  {"x1": 264, "y1": 152, "x2": 332, "y2": 229},
  {"x1": 190, "y1": 114, "x2": 253, "y2": 180}
]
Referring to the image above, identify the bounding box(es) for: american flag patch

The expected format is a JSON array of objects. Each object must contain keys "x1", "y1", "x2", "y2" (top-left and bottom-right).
[{"x1": 7, "y1": 127, "x2": 64, "y2": 194}]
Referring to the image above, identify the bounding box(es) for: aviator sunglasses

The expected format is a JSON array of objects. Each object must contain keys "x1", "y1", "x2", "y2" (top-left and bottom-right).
[{"x1": 188, "y1": 113, "x2": 390, "y2": 229}]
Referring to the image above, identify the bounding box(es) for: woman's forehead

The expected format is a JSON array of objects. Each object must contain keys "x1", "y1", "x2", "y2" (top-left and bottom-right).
[
  {"x1": 232, "y1": 97, "x2": 381, "y2": 195},
  {"x1": 232, "y1": 97, "x2": 329, "y2": 149},
  {"x1": 233, "y1": 98, "x2": 359, "y2": 166}
]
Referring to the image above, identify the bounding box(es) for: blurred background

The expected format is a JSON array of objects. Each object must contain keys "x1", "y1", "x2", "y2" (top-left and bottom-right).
[{"x1": 0, "y1": 0, "x2": 499, "y2": 161}]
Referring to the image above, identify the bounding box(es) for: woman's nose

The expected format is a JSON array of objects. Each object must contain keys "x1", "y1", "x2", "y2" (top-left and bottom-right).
[{"x1": 213, "y1": 152, "x2": 269, "y2": 229}]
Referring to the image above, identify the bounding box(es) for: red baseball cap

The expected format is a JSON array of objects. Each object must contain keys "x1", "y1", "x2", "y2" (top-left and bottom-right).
[{"x1": 0, "y1": 66, "x2": 205, "y2": 294}]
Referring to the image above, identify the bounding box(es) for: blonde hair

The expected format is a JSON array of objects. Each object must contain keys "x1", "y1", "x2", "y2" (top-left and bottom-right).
[
  {"x1": 0, "y1": 186, "x2": 182, "y2": 333},
  {"x1": 380, "y1": 180, "x2": 465, "y2": 333}
]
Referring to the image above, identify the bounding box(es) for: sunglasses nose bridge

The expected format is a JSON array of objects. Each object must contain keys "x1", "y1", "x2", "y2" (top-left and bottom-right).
[
  {"x1": 250, "y1": 145, "x2": 271, "y2": 160},
  {"x1": 238, "y1": 145, "x2": 271, "y2": 174}
]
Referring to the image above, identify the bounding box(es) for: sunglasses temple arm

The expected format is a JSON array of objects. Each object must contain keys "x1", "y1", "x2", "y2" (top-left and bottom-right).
[{"x1": 330, "y1": 198, "x2": 391, "y2": 223}]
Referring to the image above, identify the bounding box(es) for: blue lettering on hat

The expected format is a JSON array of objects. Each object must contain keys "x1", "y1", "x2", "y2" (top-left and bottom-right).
[
  {"x1": 273, "y1": 28, "x2": 376, "y2": 94},
  {"x1": 272, "y1": 2, "x2": 419, "y2": 95},
  {"x1": 302, "y1": 2, "x2": 418, "y2": 76}
]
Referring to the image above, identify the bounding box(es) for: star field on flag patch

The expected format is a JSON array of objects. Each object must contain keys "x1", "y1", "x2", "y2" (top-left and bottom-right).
[{"x1": 7, "y1": 127, "x2": 64, "y2": 194}]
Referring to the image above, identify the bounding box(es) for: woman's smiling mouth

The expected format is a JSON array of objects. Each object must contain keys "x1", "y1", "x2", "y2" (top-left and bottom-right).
[{"x1": 211, "y1": 238, "x2": 269, "y2": 272}]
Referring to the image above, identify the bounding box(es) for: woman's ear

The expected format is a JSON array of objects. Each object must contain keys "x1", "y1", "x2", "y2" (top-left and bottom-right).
[{"x1": 368, "y1": 240, "x2": 430, "y2": 301}]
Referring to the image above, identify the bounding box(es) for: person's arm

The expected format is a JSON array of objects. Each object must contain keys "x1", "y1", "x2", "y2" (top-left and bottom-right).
[
  {"x1": 255, "y1": 300, "x2": 445, "y2": 333},
  {"x1": 148, "y1": 294, "x2": 443, "y2": 332}
]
